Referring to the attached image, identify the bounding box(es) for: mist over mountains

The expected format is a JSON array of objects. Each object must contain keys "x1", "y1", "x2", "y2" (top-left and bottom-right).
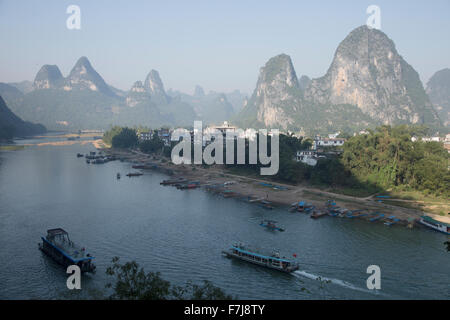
[
  {"x1": 0, "y1": 25, "x2": 447, "y2": 134},
  {"x1": 0, "y1": 56, "x2": 247, "y2": 130}
]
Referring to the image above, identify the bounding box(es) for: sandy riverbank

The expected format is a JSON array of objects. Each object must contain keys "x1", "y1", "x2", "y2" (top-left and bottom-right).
[{"x1": 98, "y1": 147, "x2": 434, "y2": 229}]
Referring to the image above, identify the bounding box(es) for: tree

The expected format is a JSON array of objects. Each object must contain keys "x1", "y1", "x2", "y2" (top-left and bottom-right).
[
  {"x1": 113, "y1": 128, "x2": 138, "y2": 148},
  {"x1": 103, "y1": 126, "x2": 138, "y2": 148},
  {"x1": 340, "y1": 125, "x2": 449, "y2": 197},
  {"x1": 139, "y1": 132, "x2": 164, "y2": 154},
  {"x1": 105, "y1": 257, "x2": 233, "y2": 300}
]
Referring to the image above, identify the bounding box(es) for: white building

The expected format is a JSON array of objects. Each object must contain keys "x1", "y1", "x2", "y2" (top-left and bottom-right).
[
  {"x1": 203, "y1": 121, "x2": 243, "y2": 147},
  {"x1": 139, "y1": 131, "x2": 153, "y2": 141},
  {"x1": 421, "y1": 136, "x2": 441, "y2": 142},
  {"x1": 158, "y1": 128, "x2": 171, "y2": 146},
  {"x1": 313, "y1": 137, "x2": 346, "y2": 150},
  {"x1": 328, "y1": 132, "x2": 340, "y2": 139},
  {"x1": 295, "y1": 150, "x2": 320, "y2": 166}
]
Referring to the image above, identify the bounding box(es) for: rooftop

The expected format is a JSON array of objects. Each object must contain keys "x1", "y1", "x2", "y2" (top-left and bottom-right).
[{"x1": 423, "y1": 215, "x2": 450, "y2": 227}]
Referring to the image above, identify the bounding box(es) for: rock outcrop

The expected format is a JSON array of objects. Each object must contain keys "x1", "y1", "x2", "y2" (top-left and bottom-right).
[
  {"x1": 33, "y1": 65, "x2": 64, "y2": 90},
  {"x1": 65, "y1": 56, "x2": 115, "y2": 96},
  {"x1": 304, "y1": 25, "x2": 439, "y2": 125},
  {"x1": 427, "y1": 68, "x2": 450, "y2": 126}
]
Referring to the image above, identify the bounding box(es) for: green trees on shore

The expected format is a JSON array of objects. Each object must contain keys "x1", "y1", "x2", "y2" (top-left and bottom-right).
[
  {"x1": 103, "y1": 124, "x2": 449, "y2": 198},
  {"x1": 229, "y1": 125, "x2": 449, "y2": 197},
  {"x1": 103, "y1": 126, "x2": 138, "y2": 148},
  {"x1": 139, "y1": 132, "x2": 165, "y2": 154},
  {"x1": 341, "y1": 125, "x2": 449, "y2": 197}
]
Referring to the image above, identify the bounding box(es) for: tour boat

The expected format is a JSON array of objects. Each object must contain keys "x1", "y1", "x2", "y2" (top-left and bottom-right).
[
  {"x1": 39, "y1": 228, "x2": 96, "y2": 273},
  {"x1": 222, "y1": 243, "x2": 299, "y2": 273},
  {"x1": 418, "y1": 215, "x2": 450, "y2": 235}
]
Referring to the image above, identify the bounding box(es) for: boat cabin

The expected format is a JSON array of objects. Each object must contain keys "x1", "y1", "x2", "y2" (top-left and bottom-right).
[
  {"x1": 40, "y1": 228, "x2": 96, "y2": 273},
  {"x1": 227, "y1": 244, "x2": 298, "y2": 272}
]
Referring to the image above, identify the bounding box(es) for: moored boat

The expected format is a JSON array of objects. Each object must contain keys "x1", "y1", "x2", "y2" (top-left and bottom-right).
[
  {"x1": 258, "y1": 200, "x2": 274, "y2": 210},
  {"x1": 259, "y1": 220, "x2": 285, "y2": 231},
  {"x1": 418, "y1": 215, "x2": 450, "y2": 235},
  {"x1": 292, "y1": 201, "x2": 314, "y2": 213},
  {"x1": 39, "y1": 228, "x2": 95, "y2": 273},
  {"x1": 311, "y1": 210, "x2": 327, "y2": 219},
  {"x1": 126, "y1": 172, "x2": 143, "y2": 177},
  {"x1": 132, "y1": 165, "x2": 152, "y2": 169},
  {"x1": 222, "y1": 243, "x2": 299, "y2": 273},
  {"x1": 160, "y1": 178, "x2": 186, "y2": 185}
]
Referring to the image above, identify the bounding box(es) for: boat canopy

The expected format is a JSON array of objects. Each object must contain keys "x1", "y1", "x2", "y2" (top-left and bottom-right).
[
  {"x1": 231, "y1": 245, "x2": 292, "y2": 263},
  {"x1": 47, "y1": 228, "x2": 69, "y2": 237},
  {"x1": 422, "y1": 215, "x2": 450, "y2": 227},
  {"x1": 41, "y1": 237, "x2": 94, "y2": 263}
]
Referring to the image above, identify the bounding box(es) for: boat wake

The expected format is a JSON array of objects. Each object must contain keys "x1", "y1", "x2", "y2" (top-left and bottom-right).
[{"x1": 293, "y1": 270, "x2": 380, "y2": 295}]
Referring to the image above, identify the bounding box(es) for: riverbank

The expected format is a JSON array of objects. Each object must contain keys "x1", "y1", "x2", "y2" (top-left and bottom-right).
[
  {"x1": 97, "y1": 147, "x2": 443, "y2": 230},
  {"x1": 3, "y1": 136, "x2": 449, "y2": 300}
]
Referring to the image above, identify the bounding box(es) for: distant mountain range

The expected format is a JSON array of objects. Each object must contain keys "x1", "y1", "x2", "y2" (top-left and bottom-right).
[
  {"x1": 0, "y1": 95, "x2": 46, "y2": 140},
  {"x1": 0, "y1": 25, "x2": 448, "y2": 134},
  {"x1": 237, "y1": 25, "x2": 445, "y2": 135},
  {"x1": 0, "y1": 56, "x2": 247, "y2": 130}
]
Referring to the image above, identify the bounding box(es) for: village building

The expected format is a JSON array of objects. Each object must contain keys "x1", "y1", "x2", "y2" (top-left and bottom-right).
[
  {"x1": 158, "y1": 128, "x2": 171, "y2": 146},
  {"x1": 295, "y1": 150, "x2": 319, "y2": 166},
  {"x1": 312, "y1": 136, "x2": 346, "y2": 150},
  {"x1": 138, "y1": 130, "x2": 153, "y2": 141}
]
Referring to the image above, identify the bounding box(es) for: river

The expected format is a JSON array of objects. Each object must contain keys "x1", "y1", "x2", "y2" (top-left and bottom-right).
[{"x1": 0, "y1": 134, "x2": 448, "y2": 299}]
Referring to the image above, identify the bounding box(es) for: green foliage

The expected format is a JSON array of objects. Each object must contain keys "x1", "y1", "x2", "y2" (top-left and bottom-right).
[
  {"x1": 225, "y1": 125, "x2": 448, "y2": 198},
  {"x1": 103, "y1": 126, "x2": 138, "y2": 148},
  {"x1": 105, "y1": 257, "x2": 233, "y2": 300},
  {"x1": 106, "y1": 257, "x2": 170, "y2": 300},
  {"x1": 341, "y1": 125, "x2": 449, "y2": 197},
  {"x1": 103, "y1": 126, "x2": 122, "y2": 145},
  {"x1": 139, "y1": 132, "x2": 164, "y2": 154}
]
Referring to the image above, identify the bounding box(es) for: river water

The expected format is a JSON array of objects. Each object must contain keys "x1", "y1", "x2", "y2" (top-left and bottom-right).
[{"x1": 0, "y1": 134, "x2": 449, "y2": 299}]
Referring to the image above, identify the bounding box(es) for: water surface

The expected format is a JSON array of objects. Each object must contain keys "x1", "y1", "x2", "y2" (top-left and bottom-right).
[{"x1": 0, "y1": 135, "x2": 449, "y2": 299}]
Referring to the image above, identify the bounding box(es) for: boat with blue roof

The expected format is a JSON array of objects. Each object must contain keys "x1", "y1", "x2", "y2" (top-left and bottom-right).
[
  {"x1": 39, "y1": 228, "x2": 96, "y2": 273},
  {"x1": 259, "y1": 220, "x2": 285, "y2": 232},
  {"x1": 222, "y1": 243, "x2": 299, "y2": 273}
]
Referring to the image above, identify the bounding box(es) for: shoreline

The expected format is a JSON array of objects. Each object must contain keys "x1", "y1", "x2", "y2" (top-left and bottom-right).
[{"x1": 100, "y1": 147, "x2": 439, "y2": 230}]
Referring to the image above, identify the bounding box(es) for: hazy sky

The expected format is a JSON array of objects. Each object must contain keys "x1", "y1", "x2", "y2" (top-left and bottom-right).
[{"x1": 1, "y1": 0, "x2": 449, "y2": 94}]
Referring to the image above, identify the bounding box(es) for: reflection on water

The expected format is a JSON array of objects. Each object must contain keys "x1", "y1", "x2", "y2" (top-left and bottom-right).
[{"x1": 0, "y1": 134, "x2": 449, "y2": 299}]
